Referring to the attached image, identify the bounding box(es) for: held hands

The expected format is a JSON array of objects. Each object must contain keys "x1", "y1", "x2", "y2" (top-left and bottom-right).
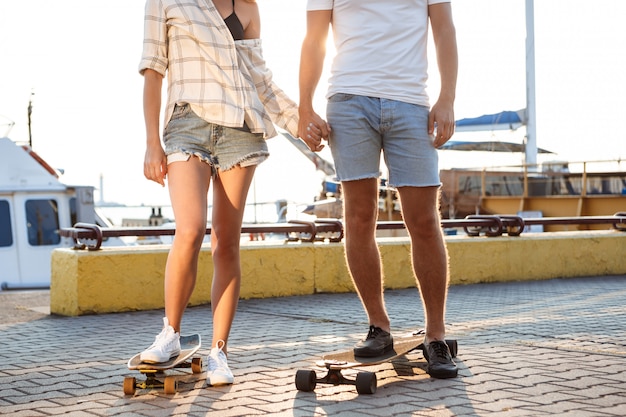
[
  {"x1": 429, "y1": 99, "x2": 455, "y2": 149},
  {"x1": 144, "y1": 142, "x2": 168, "y2": 187},
  {"x1": 298, "y1": 111, "x2": 331, "y2": 152}
]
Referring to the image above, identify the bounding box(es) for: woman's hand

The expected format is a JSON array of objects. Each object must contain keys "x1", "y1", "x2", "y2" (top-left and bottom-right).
[{"x1": 144, "y1": 141, "x2": 168, "y2": 186}]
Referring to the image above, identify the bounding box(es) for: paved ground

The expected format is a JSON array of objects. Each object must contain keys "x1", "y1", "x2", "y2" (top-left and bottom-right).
[{"x1": 1, "y1": 275, "x2": 625, "y2": 416}]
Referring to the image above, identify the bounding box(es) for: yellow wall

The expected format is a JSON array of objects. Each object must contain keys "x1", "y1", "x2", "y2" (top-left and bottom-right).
[{"x1": 51, "y1": 230, "x2": 626, "y2": 316}]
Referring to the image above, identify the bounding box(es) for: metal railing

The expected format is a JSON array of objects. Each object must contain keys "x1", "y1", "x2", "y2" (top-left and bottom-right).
[{"x1": 59, "y1": 213, "x2": 626, "y2": 250}]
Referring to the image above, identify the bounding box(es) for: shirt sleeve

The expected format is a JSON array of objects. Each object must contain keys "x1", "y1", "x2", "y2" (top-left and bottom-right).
[
  {"x1": 236, "y1": 41, "x2": 299, "y2": 138},
  {"x1": 138, "y1": 0, "x2": 168, "y2": 76},
  {"x1": 307, "y1": 0, "x2": 333, "y2": 11}
]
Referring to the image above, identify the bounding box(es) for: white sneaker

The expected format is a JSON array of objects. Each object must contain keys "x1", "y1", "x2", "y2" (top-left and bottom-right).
[
  {"x1": 206, "y1": 340, "x2": 234, "y2": 386},
  {"x1": 139, "y1": 317, "x2": 181, "y2": 363}
]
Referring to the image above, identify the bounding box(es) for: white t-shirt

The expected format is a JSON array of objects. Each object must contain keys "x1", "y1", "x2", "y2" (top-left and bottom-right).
[{"x1": 307, "y1": 0, "x2": 450, "y2": 107}]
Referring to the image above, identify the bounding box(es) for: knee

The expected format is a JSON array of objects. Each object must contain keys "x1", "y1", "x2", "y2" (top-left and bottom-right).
[
  {"x1": 174, "y1": 224, "x2": 207, "y2": 248},
  {"x1": 405, "y1": 212, "x2": 442, "y2": 239},
  {"x1": 211, "y1": 236, "x2": 240, "y2": 264},
  {"x1": 345, "y1": 217, "x2": 377, "y2": 239},
  {"x1": 345, "y1": 205, "x2": 378, "y2": 234}
]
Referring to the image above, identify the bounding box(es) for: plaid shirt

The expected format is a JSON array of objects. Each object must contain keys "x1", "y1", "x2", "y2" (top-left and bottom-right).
[{"x1": 139, "y1": 0, "x2": 298, "y2": 138}]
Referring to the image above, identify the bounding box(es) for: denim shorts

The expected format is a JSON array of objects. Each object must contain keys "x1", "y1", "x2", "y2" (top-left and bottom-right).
[
  {"x1": 326, "y1": 94, "x2": 440, "y2": 187},
  {"x1": 163, "y1": 104, "x2": 268, "y2": 173}
]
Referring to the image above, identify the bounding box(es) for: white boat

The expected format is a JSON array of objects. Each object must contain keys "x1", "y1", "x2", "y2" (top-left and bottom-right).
[{"x1": 0, "y1": 137, "x2": 124, "y2": 290}]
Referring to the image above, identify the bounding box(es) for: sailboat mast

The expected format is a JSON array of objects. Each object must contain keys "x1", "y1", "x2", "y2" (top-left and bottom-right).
[
  {"x1": 525, "y1": 0, "x2": 537, "y2": 167},
  {"x1": 27, "y1": 91, "x2": 34, "y2": 148}
]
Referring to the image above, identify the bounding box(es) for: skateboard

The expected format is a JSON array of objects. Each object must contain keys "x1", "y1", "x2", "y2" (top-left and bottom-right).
[
  {"x1": 124, "y1": 334, "x2": 203, "y2": 395},
  {"x1": 295, "y1": 330, "x2": 457, "y2": 395}
]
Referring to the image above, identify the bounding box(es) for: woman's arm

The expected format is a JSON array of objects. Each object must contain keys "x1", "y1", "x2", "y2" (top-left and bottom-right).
[{"x1": 142, "y1": 69, "x2": 167, "y2": 186}]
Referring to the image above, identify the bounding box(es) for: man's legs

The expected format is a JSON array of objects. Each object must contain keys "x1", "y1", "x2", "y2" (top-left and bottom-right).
[
  {"x1": 341, "y1": 178, "x2": 394, "y2": 356},
  {"x1": 396, "y1": 186, "x2": 449, "y2": 343},
  {"x1": 397, "y1": 185, "x2": 457, "y2": 378},
  {"x1": 325, "y1": 94, "x2": 394, "y2": 355},
  {"x1": 342, "y1": 178, "x2": 390, "y2": 332}
]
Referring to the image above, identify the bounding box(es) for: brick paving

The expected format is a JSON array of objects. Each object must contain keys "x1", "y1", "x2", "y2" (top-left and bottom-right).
[{"x1": 1, "y1": 275, "x2": 625, "y2": 416}]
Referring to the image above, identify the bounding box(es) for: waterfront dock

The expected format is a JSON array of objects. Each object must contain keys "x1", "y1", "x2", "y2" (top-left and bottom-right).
[{"x1": 1, "y1": 274, "x2": 625, "y2": 416}]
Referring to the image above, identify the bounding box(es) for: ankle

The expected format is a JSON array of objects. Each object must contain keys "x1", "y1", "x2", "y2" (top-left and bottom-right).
[
  {"x1": 425, "y1": 334, "x2": 446, "y2": 345},
  {"x1": 211, "y1": 339, "x2": 227, "y2": 355},
  {"x1": 369, "y1": 320, "x2": 391, "y2": 334}
]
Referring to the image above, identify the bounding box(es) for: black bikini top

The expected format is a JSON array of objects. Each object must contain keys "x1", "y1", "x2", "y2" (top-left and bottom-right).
[{"x1": 223, "y1": 0, "x2": 245, "y2": 41}]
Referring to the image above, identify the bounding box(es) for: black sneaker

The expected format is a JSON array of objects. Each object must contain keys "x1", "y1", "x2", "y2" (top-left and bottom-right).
[
  {"x1": 423, "y1": 340, "x2": 458, "y2": 379},
  {"x1": 353, "y1": 326, "x2": 393, "y2": 357}
]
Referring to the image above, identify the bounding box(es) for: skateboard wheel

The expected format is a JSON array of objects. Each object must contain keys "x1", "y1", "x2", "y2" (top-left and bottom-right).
[
  {"x1": 164, "y1": 376, "x2": 178, "y2": 394},
  {"x1": 191, "y1": 357, "x2": 203, "y2": 374},
  {"x1": 355, "y1": 371, "x2": 377, "y2": 395},
  {"x1": 295, "y1": 370, "x2": 317, "y2": 392},
  {"x1": 123, "y1": 377, "x2": 136, "y2": 396},
  {"x1": 446, "y1": 339, "x2": 458, "y2": 358}
]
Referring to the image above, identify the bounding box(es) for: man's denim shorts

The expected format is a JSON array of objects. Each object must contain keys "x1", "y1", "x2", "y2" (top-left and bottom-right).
[
  {"x1": 163, "y1": 104, "x2": 268, "y2": 173},
  {"x1": 326, "y1": 94, "x2": 440, "y2": 188}
]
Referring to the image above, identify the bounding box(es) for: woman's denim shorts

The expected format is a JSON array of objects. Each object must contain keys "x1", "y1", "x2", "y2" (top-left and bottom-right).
[{"x1": 163, "y1": 104, "x2": 268, "y2": 173}]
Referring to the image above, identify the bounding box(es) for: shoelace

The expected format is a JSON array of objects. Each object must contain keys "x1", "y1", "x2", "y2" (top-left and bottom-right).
[
  {"x1": 209, "y1": 351, "x2": 229, "y2": 372},
  {"x1": 146, "y1": 330, "x2": 165, "y2": 348},
  {"x1": 429, "y1": 341, "x2": 451, "y2": 361},
  {"x1": 366, "y1": 325, "x2": 385, "y2": 340},
  {"x1": 149, "y1": 327, "x2": 175, "y2": 349}
]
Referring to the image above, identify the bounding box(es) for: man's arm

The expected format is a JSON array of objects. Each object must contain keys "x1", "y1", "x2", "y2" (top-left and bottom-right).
[
  {"x1": 429, "y1": 2, "x2": 458, "y2": 148},
  {"x1": 299, "y1": 10, "x2": 332, "y2": 151}
]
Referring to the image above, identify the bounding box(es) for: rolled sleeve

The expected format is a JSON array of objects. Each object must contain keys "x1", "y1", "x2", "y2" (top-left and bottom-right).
[{"x1": 138, "y1": 0, "x2": 168, "y2": 75}]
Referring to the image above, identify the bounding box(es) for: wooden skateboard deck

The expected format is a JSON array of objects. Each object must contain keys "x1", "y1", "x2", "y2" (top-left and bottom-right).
[
  {"x1": 124, "y1": 334, "x2": 203, "y2": 395},
  {"x1": 296, "y1": 331, "x2": 458, "y2": 395}
]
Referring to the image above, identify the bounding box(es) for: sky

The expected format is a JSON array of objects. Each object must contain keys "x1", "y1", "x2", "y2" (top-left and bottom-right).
[{"x1": 1, "y1": 0, "x2": 625, "y2": 209}]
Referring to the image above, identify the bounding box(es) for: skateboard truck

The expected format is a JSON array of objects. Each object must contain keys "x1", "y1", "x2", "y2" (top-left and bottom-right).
[
  {"x1": 123, "y1": 357, "x2": 203, "y2": 395},
  {"x1": 296, "y1": 366, "x2": 378, "y2": 394}
]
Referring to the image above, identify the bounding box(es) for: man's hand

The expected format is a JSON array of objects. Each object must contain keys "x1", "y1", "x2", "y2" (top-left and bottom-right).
[
  {"x1": 298, "y1": 110, "x2": 330, "y2": 152},
  {"x1": 429, "y1": 99, "x2": 455, "y2": 148}
]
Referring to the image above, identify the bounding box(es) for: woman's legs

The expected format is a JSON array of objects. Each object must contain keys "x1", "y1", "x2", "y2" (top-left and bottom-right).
[
  {"x1": 209, "y1": 164, "x2": 256, "y2": 354},
  {"x1": 164, "y1": 158, "x2": 212, "y2": 332}
]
